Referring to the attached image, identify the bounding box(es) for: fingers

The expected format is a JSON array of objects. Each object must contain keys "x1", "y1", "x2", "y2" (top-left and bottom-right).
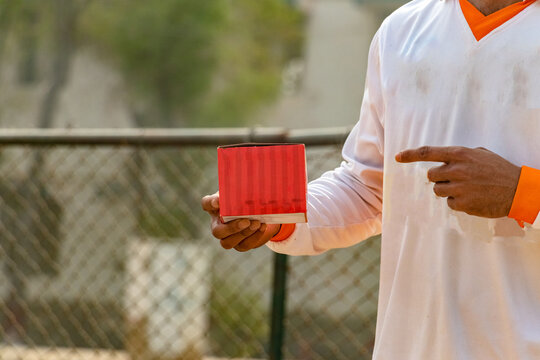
[
  {"x1": 204, "y1": 191, "x2": 278, "y2": 252},
  {"x1": 427, "y1": 164, "x2": 470, "y2": 182},
  {"x1": 212, "y1": 218, "x2": 251, "y2": 239},
  {"x1": 432, "y1": 182, "x2": 459, "y2": 198},
  {"x1": 427, "y1": 164, "x2": 450, "y2": 182},
  {"x1": 248, "y1": 224, "x2": 282, "y2": 250},
  {"x1": 204, "y1": 191, "x2": 274, "y2": 252},
  {"x1": 396, "y1": 146, "x2": 466, "y2": 164},
  {"x1": 235, "y1": 223, "x2": 283, "y2": 251},
  {"x1": 233, "y1": 224, "x2": 271, "y2": 252},
  {"x1": 201, "y1": 192, "x2": 220, "y2": 213},
  {"x1": 220, "y1": 222, "x2": 264, "y2": 250}
]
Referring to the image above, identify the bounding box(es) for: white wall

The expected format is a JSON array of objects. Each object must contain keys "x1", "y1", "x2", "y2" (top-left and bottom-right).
[{"x1": 263, "y1": 0, "x2": 384, "y2": 129}]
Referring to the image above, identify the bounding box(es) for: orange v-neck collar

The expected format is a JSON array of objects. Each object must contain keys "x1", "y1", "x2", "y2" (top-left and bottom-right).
[{"x1": 459, "y1": 0, "x2": 536, "y2": 41}]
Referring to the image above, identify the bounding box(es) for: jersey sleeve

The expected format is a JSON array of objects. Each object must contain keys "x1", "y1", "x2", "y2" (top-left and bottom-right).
[
  {"x1": 508, "y1": 166, "x2": 540, "y2": 229},
  {"x1": 267, "y1": 31, "x2": 385, "y2": 256}
]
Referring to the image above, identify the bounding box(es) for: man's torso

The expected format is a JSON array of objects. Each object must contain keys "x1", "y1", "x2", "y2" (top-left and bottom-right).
[{"x1": 375, "y1": 1, "x2": 540, "y2": 358}]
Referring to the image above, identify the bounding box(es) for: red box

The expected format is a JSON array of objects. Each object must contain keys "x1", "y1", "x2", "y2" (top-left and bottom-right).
[{"x1": 217, "y1": 143, "x2": 307, "y2": 224}]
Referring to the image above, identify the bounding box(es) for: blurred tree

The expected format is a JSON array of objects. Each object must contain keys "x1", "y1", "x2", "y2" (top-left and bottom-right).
[
  {"x1": 81, "y1": 0, "x2": 304, "y2": 127},
  {"x1": 80, "y1": 0, "x2": 226, "y2": 127},
  {"x1": 1, "y1": 0, "x2": 303, "y2": 126},
  {"x1": 197, "y1": 0, "x2": 304, "y2": 126},
  {"x1": 0, "y1": 0, "x2": 42, "y2": 82}
]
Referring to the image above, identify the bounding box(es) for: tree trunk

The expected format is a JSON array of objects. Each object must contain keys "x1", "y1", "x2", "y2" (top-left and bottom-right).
[{"x1": 29, "y1": 0, "x2": 78, "y2": 178}]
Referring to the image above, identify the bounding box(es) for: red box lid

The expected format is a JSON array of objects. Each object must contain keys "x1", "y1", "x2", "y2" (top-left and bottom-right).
[{"x1": 218, "y1": 143, "x2": 307, "y2": 218}]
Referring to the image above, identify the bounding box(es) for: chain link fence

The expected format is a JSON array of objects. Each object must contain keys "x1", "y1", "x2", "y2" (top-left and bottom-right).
[{"x1": 0, "y1": 128, "x2": 380, "y2": 360}]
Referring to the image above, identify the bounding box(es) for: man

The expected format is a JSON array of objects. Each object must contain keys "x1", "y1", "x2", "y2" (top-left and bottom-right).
[{"x1": 202, "y1": 0, "x2": 540, "y2": 358}]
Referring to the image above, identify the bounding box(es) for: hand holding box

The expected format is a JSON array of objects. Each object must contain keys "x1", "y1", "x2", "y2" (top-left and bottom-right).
[{"x1": 217, "y1": 143, "x2": 307, "y2": 224}]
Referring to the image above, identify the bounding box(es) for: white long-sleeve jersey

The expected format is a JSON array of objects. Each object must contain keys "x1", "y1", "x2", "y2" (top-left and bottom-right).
[{"x1": 268, "y1": 0, "x2": 540, "y2": 358}]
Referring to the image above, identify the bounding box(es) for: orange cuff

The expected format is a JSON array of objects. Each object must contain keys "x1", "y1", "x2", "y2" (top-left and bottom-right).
[
  {"x1": 508, "y1": 166, "x2": 540, "y2": 226},
  {"x1": 270, "y1": 224, "x2": 296, "y2": 242}
]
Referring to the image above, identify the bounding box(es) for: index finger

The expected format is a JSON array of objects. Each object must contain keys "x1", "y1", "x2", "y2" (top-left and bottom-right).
[{"x1": 395, "y1": 146, "x2": 458, "y2": 164}]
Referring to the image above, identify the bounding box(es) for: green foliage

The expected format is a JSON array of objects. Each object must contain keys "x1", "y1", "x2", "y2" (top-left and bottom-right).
[
  {"x1": 209, "y1": 277, "x2": 267, "y2": 357},
  {"x1": 81, "y1": 0, "x2": 226, "y2": 126},
  {"x1": 195, "y1": 0, "x2": 304, "y2": 126},
  {"x1": 0, "y1": 1, "x2": 55, "y2": 47},
  {"x1": 2, "y1": 0, "x2": 304, "y2": 126},
  {"x1": 25, "y1": 299, "x2": 123, "y2": 349},
  {"x1": 81, "y1": 0, "x2": 304, "y2": 127},
  {"x1": 139, "y1": 207, "x2": 197, "y2": 240},
  {"x1": 135, "y1": 149, "x2": 213, "y2": 240},
  {"x1": 0, "y1": 0, "x2": 12, "y2": 28},
  {"x1": 0, "y1": 1, "x2": 45, "y2": 56}
]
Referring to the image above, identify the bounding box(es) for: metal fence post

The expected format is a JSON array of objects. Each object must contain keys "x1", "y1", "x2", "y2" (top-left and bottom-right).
[{"x1": 270, "y1": 253, "x2": 288, "y2": 360}]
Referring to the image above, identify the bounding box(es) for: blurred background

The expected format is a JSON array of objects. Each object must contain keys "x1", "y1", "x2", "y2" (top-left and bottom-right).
[{"x1": 0, "y1": 0, "x2": 405, "y2": 359}]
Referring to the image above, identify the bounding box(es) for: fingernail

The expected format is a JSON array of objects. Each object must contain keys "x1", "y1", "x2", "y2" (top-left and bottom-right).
[
  {"x1": 395, "y1": 153, "x2": 402, "y2": 162},
  {"x1": 259, "y1": 224, "x2": 267, "y2": 232},
  {"x1": 250, "y1": 221, "x2": 260, "y2": 231},
  {"x1": 239, "y1": 220, "x2": 250, "y2": 229}
]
